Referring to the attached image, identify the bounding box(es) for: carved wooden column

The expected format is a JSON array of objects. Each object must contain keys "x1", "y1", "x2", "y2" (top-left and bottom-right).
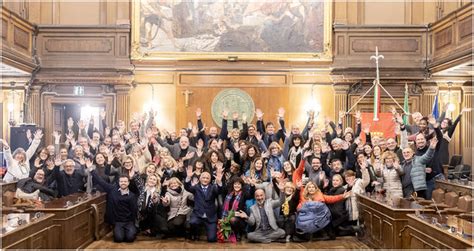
[
  {"x1": 420, "y1": 84, "x2": 438, "y2": 116},
  {"x1": 461, "y1": 84, "x2": 473, "y2": 172},
  {"x1": 115, "y1": 84, "x2": 131, "y2": 129},
  {"x1": 27, "y1": 85, "x2": 42, "y2": 125},
  {"x1": 333, "y1": 84, "x2": 350, "y2": 127}
]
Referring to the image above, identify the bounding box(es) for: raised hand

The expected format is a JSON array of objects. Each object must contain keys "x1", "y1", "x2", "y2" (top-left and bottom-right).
[
  {"x1": 34, "y1": 129, "x2": 44, "y2": 140},
  {"x1": 277, "y1": 107, "x2": 285, "y2": 119},
  {"x1": 183, "y1": 151, "x2": 195, "y2": 161},
  {"x1": 196, "y1": 108, "x2": 202, "y2": 118},
  {"x1": 54, "y1": 155, "x2": 62, "y2": 167},
  {"x1": 354, "y1": 110, "x2": 361, "y2": 121},
  {"x1": 428, "y1": 116, "x2": 436, "y2": 126},
  {"x1": 160, "y1": 196, "x2": 169, "y2": 205},
  {"x1": 363, "y1": 123, "x2": 371, "y2": 134},
  {"x1": 255, "y1": 132, "x2": 263, "y2": 141},
  {"x1": 222, "y1": 109, "x2": 229, "y2": 119},
  {"x1": 79, "y1": 157, "x2": 86, "y2": 166},
  {"x1": 241, "y1": 113, "x2": 247, "y2": 123},
  {"x1": 303, "y1": 150, "x2": 313, "y2": 158},
  {"x1": 232, "y1": 112, "x2": 239, "y2": 120},
  {"x1": 85, "y1": 158, "x2": 93, "y2": 169},
  {"x1": 339, "y1": 111, "x2": 346, "y2": 119},
  {"x1": 186, "y1": 165, "x2": 194, "y2": 178},
  {"x1": 67, "y1": 117, "x2": 74, "y2": 128},
  {"x1": 52, "y1": 131, "x2": 61, "y2": 141},
  {"x1": 261, "y1": 151, "x2": 270, "y2": 159},
  {"x1": 255, "y1": 108, "x2": 264, "y2": 119},
  {"x1": 1, "y1": 139, "x2": 9, "y2": 150},
  {"x1": 100, "y1": 110, "x2": 106, "y2": 119}
]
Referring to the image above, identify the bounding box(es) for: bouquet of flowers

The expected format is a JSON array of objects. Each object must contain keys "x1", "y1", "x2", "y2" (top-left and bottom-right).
[{"x1": 217, "y1": 210, "x2": 237, "y2": 243}]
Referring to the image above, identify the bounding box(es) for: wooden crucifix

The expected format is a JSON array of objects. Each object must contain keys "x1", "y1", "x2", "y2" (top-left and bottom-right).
[{"x1": 182, "y1": 89, "x2": 193, "y2": 107}]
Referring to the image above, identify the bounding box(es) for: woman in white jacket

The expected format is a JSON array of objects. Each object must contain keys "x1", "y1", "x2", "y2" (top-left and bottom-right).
[
  {"x1": 2, "y1": 130, "x2": 43, "y2": 182},
  {"x1": 344, "y1": 165, "x2": 370, "y2": 222}
]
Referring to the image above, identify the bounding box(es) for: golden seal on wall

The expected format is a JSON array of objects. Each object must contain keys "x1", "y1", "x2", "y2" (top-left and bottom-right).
[{"x1": 211, "y1": 89, "x2": 255, "y2": 129}]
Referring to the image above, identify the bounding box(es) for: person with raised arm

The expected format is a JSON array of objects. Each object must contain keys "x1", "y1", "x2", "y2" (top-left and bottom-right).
[
  {"x1": 2, "y1": 129, "x2": 43, "y2": 182},
  {"x1": 184, "y1": 164, "x2": 224, "y2": 242}
]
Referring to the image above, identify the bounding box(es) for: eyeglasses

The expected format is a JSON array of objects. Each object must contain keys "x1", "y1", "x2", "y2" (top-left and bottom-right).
[{"x1": 124, "y1": 162, "x2": 132, "y2": 164}]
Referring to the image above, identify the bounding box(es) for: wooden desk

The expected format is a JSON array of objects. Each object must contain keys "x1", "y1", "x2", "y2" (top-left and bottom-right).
[
  {"x1": 24, "y1": 192, "x2": 109, "y2": 249},
  {"x1": 436, "y1": 179, "x2": 473, "y2": 196},
  {"x1": 1, "y1": 213, "x2": 55, "y2": 249},
  {"x1": 402, "y1": 214, "x2": 473, "y2": 249},
  {"x1": 0, "y1": 181, "x2": 17, "y2": 192},
  {"x1": 358, "y1": 194, "x2": 434, "y2": 249}
]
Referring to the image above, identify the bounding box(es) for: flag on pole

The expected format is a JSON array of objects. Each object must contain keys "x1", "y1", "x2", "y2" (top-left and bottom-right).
[
  {"x1": 403, "y1": 83, "x2": 409, "y2": 124},
  {"x1": 373, "y1": 79, "x2": 380, "y2": 121},
  {"x1": 432, "y1": 93, "x2": 439, "y2": 119}
]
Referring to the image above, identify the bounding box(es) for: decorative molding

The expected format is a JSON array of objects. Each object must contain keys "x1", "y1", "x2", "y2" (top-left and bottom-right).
[
  {"x1": 458, "y1": 16, "x2": 472, "y2": 40},
  {"x1": 351, "y1": 38, "x2": 419, "y2": 53},
  {"x1": 36, "y1": 25, "x2": 132, "y2": 70},
  {"x1": 44, "y1": 39, "x2": 113, "y2": 53},
  {"x1": 179, "y1": 73, "x2": 288, "y2": 86},
  {"x1": 434, "y1": 26, "x2": 453, "y2": 50}
]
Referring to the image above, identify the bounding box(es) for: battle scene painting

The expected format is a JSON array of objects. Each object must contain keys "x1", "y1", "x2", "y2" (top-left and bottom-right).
[{"x1": 139, "y1": 0, "x2": 325, "y2": 53}]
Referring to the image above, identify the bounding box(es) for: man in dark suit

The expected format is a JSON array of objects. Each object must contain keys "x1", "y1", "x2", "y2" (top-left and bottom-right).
[{"x1": 184, "y1": 165, "x2": 224, "y2": 242}]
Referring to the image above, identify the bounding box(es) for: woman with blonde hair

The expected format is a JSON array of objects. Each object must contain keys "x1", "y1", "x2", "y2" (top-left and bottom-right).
[
  {"x1": 133, "y1": 172, "x2": 168, "y2": 238},
  {"x1": 275, "y1": 181, "x2": 300, "y2": 242},
  {"x1": 160, "y1": 155, "x2": 183, "y2": 184},
  {"x1": 294, "y1": 181, "x2": 350, "y2": 241},
  {"x1": 374, "y1": 151, "x2": 404, "y2": 199},
  {"x1": 162, "y1": 177, "x2": 193, "y2": 237}
]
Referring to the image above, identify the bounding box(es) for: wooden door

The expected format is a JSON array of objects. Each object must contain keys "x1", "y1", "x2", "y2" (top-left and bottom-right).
[{"x1": 176, "y1": 86, "x2": 290, "y2": 131}]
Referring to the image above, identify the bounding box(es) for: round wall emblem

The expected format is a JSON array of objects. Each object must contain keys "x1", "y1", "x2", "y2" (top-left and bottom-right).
[{"x1": 211, "y1": 89, "x2": 255, "y2": 129}]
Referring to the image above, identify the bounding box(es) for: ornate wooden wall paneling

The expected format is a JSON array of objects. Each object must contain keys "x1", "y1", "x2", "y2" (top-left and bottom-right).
[
  {"x1": 1, "y1": 6, "x2": 36, "y2": 73},
  {"x1": 332, "y1": 25, "x2": 428, "y2": 80},
  {"x1": 429, "y1": 3, "x2": 472, "y2": 73},
  {"x1": 36, "y1": 25, "x2": 131, "y2": 70}
]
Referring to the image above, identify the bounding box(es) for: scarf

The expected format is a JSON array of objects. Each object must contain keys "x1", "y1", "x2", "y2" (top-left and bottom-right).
[
  {"x1": 169, "y1": 187, "x2": 182, "y2": 195},
  {"x1": 281, "y1": 194, "x2": 293, "y2": 216},
  {"x1": 222, "y1": 191, "x2": 242, "y2": 217}
]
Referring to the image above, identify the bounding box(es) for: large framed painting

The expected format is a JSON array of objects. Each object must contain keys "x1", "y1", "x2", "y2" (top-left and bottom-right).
[{"x1": 131, "y1": 0, "x2": 332, "y2": 61}]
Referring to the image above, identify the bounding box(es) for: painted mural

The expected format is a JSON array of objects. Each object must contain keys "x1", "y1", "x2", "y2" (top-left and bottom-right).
[{"x1": 139, "y1": 0, "x2": 325, "y2": 53}]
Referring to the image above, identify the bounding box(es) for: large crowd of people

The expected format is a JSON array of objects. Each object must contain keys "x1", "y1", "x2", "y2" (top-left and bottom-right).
[{"x1": 0, "y1": 105, "x2": 469, "y2": 243}]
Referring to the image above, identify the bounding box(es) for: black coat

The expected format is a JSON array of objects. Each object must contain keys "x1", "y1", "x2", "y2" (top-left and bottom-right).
[
  {"x1": 17, "y1": 177, "x2": 57, "y2": 201},
  {"x1": 327, "y1": 186, "x2": 348, "y2": 227},
  {"x1": 91, "y1": 170, "x2": 138, "y2": 224}
]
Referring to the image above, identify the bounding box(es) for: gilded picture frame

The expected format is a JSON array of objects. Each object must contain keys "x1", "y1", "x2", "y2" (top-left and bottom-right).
[{"x1": 131, "y1": 1, "x2": 333, "y2": 62}]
